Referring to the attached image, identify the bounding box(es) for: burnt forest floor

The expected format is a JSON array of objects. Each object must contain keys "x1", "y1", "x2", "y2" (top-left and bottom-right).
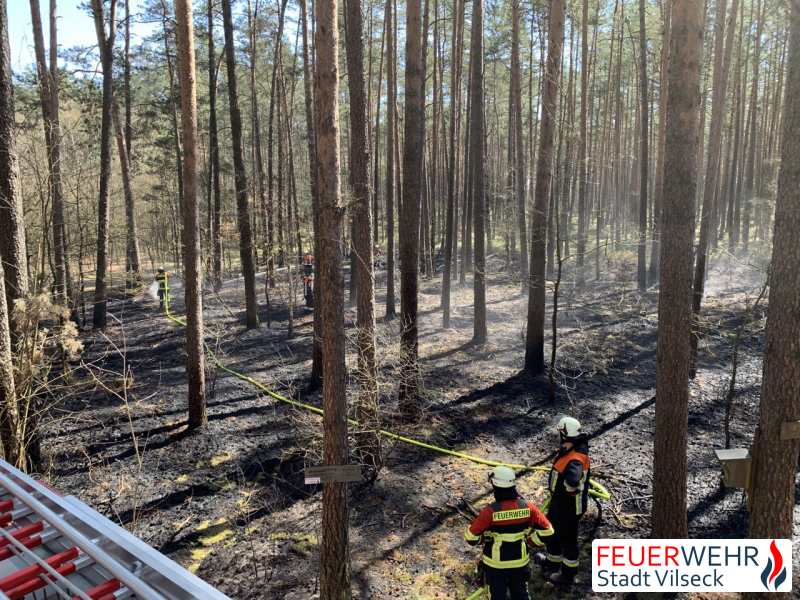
[{"x1": 37, "y1": 248, "x2": 800, "y2": 599}]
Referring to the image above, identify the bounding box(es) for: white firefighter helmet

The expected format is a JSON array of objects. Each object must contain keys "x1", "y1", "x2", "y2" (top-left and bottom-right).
[
  {"x1": 488, "y1": 465, "x2": 516, "y2": 488},
  {"x1": 556, "y1": 416, "x2": 582, "y2": 438}
]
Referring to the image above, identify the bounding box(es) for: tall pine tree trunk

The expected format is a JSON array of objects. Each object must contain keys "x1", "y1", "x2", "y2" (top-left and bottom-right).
[
  {"x1": 222, "y1": 0, "x2": 259, "y2": 329},
  {"x1": 398, "y1": 0, "x2": 425, "y2": 415},
  {"x1": 651, "y1": 0, "x2": 704, "y2": 539},
  {"x1": 649, "y1": 2, "x2": 671, "y2": 282},
  {"x1": 299, "y1": 0, "x2": 323, "y2": 387},
  {"x1": 314, "y1": 0, "x2": 352, "y2": 595},
  {"x1": 208, "y1": 0, "x2": 223, "y2": 289},
  {"x1": 0, "y1": 0, "x2": 27, "y2": 314},
  {"x1": 29, "y1": 0, "x2": 67, "y2": 305},
  {"x1": 344, "y1": 0, "x2": 381, "y2": 470},
  {"x1": 525, "y1": 0, "x2": 565, "y2": 375},
  {"x1": 90, "y1": 0, "x2": 116, "y2": 330},
  {"x1": 470, "y1": 0, "x2": 486, "y2": 345},
  {"x1": 175, "y1": 0, "x2": 207, "y2": 427},
  {"x1": 441, "y1": 0, "x2": 463, "y2": 326},
  {"x1": 385, "y1": 0, "x2": 397, "y2": 318},
  {"x1": 636, "y1": 0, "x2": 648, "y2": 290},
  {"x1": 577, "y1": 0, "x2": 589, "y2": 272},
  {"x1": 744, "y1": 1, "x2": 800, "y2": 567},
  {"x1": 511, "y1": 0, "x2": 528, "y2": 279}
]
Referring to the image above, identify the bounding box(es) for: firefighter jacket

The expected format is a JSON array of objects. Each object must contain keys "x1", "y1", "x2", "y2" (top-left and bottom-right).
[
  {"x1": 464, "y1": 497, "x2": 554, "y2": 569},
  {"x1": 155, "y1": 273, "x2": 169, "y2": 291},
  {"x1": 547, "y1": 435, "x2": 590, "y2": 517}
]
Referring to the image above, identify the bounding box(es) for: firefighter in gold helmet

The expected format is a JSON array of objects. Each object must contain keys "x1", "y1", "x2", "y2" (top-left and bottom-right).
[
  {"x1": 533, "y1": 416, "x2": 590, "y2": 585},
  {"x1": 464, "y1": 466, "x2": 554, "y2": 599}
]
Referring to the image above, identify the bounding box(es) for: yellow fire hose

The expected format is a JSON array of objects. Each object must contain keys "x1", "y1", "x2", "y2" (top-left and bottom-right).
[{"x1": 162, "y1": 287, "x2": 611, "y2": 599}]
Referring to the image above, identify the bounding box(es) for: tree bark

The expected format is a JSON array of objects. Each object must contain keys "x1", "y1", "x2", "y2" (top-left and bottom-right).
[
  {"x1": 576, "y1": 0, "x2": 589, "y2": 272},
  {"x1": 651, "y1": 0, "x2": 704, "y2": 539},
  {"x1": 0, "y1": 259, "x2": 18, "y2": 467},
  {"x1": 511, "y1": 0, "x2": 528, "y2": 279},
  {"x1": 221, "y1": 0, "x2": 259, "y2": 329},
  {"x1": 90, "y1": 0, "x2": 117, "y2": 330},
  {"x1": 0, "y1": 0, "x2": 27, "y2": 313},
  {"x1": 29, "y1": 0, "x2": 67, "y2": 305},
  {"x1": 741, "y1": 0, "x2": 762, "y2": 254},
  {"x1": 343, "y1": 0, "x2": 381, "y2": 470},
  {"x1": 314, "y1": 0, "x2": 352, "y2": 595},
  {"x1": 174, "y1": 0, "x2": 207, "y2": 428},
  {"x1": 298, "y1": 0, "x2": 323, "y2": 388},
  {"x1": 385, "y1": 0, "x2": 397, "y2": 318},
  {"x1": 441, "y1": 0, "x2": 463, "y2": 327},
  {"x1": 470, "y1": 0, "x2": 486, "y2": 345},
  {"x1": 636, "y1": 0, "x2": 648, "y2": 291},
  {"x1": 525, "y1": 0, "x2": 565, "y2": 375},
  {"x1": 208, "y1": 0, "x2": 223, "y2": 290},
  {"x1": 398, "y1": 0, "x2": 425, "y2": 414},
  {"x1": 744, "y1": 1, "x2": 800, "y2": 573},
  {"x1": 649, "y1": 1, "x2": 671, "y2": 282}
]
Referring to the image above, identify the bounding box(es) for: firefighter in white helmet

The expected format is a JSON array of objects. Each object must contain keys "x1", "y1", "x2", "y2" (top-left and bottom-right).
[
  {"x1": 464, "y1": 465, "x2": 554, "y2": 599},
  {"x1": 533, "y1": 416, "x2": 590, "y2": 585}
]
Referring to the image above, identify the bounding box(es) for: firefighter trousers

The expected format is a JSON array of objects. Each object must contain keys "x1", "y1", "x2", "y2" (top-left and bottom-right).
[
  {"x1": 484, "y1": 564, "x2": 530, "y2": 600},
  {"x1": 543, "y1": 510, "x2": 581, "y2": 578}
]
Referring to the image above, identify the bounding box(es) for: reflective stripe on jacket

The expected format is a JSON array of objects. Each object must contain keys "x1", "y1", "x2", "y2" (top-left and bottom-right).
[
  {"x1": 464, "y1": 498, "x2": 553, "y2": 569},
  {"x1": 548, "y1": 439, "x2": 590, "y2": 517}
]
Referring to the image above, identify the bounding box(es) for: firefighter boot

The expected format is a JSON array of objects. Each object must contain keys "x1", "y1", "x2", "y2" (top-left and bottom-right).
[{"x1": 545, "y1": 571, "x2": 574, "y2": 586}]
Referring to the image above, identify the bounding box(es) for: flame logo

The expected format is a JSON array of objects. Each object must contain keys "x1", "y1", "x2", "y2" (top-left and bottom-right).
[{"x1": 760, "y1": 540, "x2": 787, "y2": 591}]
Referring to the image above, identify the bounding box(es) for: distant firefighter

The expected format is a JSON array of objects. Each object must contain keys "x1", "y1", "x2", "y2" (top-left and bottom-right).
[
  {"x1": 155, "y1": 267, "x2": 170, "y2": 310},
  {"x1": 303, "y1": 271, "x2": 314, "y2": 308},
  {"x1": 302, "y1": 250, "x2": 314, "y2": 277}
]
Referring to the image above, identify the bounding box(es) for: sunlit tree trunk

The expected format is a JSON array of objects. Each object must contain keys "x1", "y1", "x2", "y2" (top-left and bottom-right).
[
  {"x1": 576, "y1": 0, "x2": 589, "y2": 274},
  {"x1": 208, "y1": 0, "x2": 223, "y2": 289},
  {"x1": 29, "y1": 0, "x2": 67, "y2": 305},
  {"x1": 441, "y1": 0, "x2": 464, "y2": 326},
  {"x1": 470, "y1": 0, "x2": 486, "y2": 345},
  {"x1": 221, "y1": 0, "x2": 259, "y2": 329},
  {"x1": 525, "y1": 0, "x2": 565, "y2": 375},
  {"x1": 741, "y1": 0, "x2": 763, "y2": 254},
  {"x1": 298, "y1": 0, "x2": 323, "y2": 388},
  {"x1": 636, "y1": 0, "x2": 648, "y2": 291},
  {"x1": 385, "y1": 0, "x2": 397, "y2": 318},
  {"x1": 398, "y1": 0, "x2": 425, "y2": 415},
  {"x1": 652, "y1": 0, "x2": 704, "y2": 539},
  {"x1": 174, "y1": 0, "x2": 207, "y2": 427},
  {"x1": 344, "y1": 0, "x2": 381, "y2": 470},
  {"x1": 649, "y1": 1, "x2": 671, "y2": 282},
  {"x1": 511, "y1": 0, "x2": 528, "y2": 280},
  {"x1": 90, "y1": 0, "x2": 117, "y2": 330},
  {"x1": 744, "y1": 1, "x2": 800, "y2": 567},
  {"x1": 315, "y1": 0, "x2": 352, "y2": 595},
  {"x1": 0, "y1": 0, "x2": 27, "y2": 314}
]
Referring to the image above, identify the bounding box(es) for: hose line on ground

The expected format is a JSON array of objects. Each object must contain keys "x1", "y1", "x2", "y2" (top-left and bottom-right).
[{"x1": 163, "y1": 299, "x2": 610, "y2": 600}]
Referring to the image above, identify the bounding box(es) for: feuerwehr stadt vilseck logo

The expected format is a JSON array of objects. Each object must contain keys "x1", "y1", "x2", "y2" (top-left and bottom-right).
[{"x1": 760, "y1": 540, "x2": 787, "y2": 592}]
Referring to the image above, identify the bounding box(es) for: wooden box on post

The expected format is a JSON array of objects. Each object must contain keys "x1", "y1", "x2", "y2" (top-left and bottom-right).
[{"x1": 714, "y1": 448, "x2": 752, "y2": 489}]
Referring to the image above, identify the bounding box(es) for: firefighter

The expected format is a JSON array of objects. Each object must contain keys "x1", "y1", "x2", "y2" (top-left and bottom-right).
[
  {"x1": 373, "y1": 244, "x2": 383, "y2": 266},
  {"x1": 302, "y1": 250, "x2": 314, "y2": 277},
  {"x1": 154, "y1": 267, "x2": 170, "y2": 310},
  {"x1": 303, "y1": 271, "x2": 314, "y2": 308},
  {"x1": 533, "y1": 416, "x2": 590, "y2": 585},
  {"x1": 464, "y1": 466, "x2": 554, "y2": 600}
]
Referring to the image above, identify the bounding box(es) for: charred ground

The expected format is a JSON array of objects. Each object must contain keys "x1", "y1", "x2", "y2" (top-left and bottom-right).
[{"x1": 37, "y1": 253, "x2": 800, "y2": 599}]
